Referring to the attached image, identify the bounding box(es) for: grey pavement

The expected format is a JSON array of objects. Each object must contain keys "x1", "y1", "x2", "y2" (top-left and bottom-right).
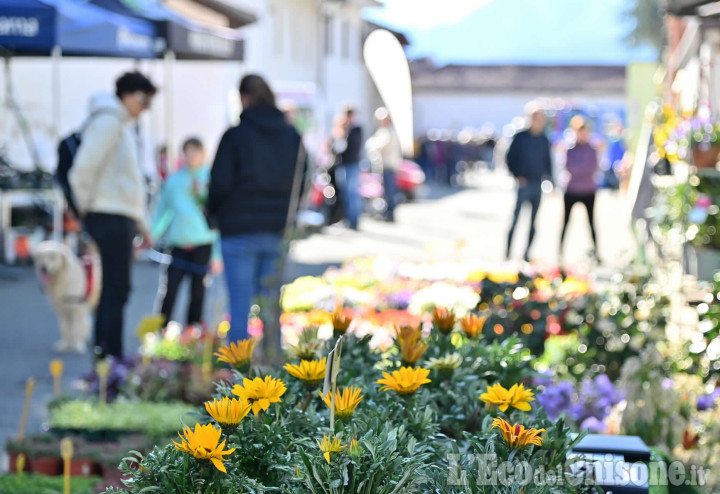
[{"x1": 0, "y1": 170, "x2": 634, "y2": 469}]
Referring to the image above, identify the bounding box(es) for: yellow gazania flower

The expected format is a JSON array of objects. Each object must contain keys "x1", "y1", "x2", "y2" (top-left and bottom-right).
[
  {"x1": 492, "y1": 418, "x2": 544, "y2": 449},
  {"x1": 173, "y1": 423, "x2": 235, "y2": 473},
  {"x1": 284, "y1": 357, "x2": 327, "y2": 388},
  {"x1": 433, "y1": 307, "x2": 456, "y2": 334},
  {"x1": 332, "y1": 306, "x2": 352, "y2": 334},
  {"x1": 232, "y1": 376, "x2": 287, "y2": 415},
  {"x1": 377, "y1": 366, "x2": 431, "y2": 396},
  {"x1": 319, "y1": 386, "x2": 363, "y2": 419},
  {"x1": 204, "y1": 396, "x2": 251, "y2": 431},
  {"x1": 508, "y1": 383, "x2": 535, "y2": 412},
  {"x1": 317, "y1": 434, "x2": 345, "y2": 464},
  {"x1": 395, "y1": 325, "x2": 428, "y2": 366},
  {"x1": 480, "y1": 383, "x2": 535, "y2": 412},
  {"x1": 427, "y1": 353, "x2": 463, "y2": 373},
  {"x1": 460, "y1": 313, "x2": 486, "y2": 339},
  {"x1": 214, "y1": 338, "x2": 256, "y2": 372}
]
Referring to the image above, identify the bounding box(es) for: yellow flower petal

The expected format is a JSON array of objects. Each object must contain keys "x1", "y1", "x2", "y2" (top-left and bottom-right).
[{"x1": 210, "y1": 457, "x2": 227, "y2": 473}]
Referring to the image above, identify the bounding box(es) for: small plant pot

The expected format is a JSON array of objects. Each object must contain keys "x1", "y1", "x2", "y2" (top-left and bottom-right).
[
  {"x1": 7, "y1": 451, "x2": 30, "y2": 473},
  {"x1": 28, "y1": 455, "x2": 62, "y2": 475},
  {"x1": 70, "y1": 458, "x2": 98, "y2": 477},
  {"x1": 693, "y1": 145, "x2": 720, "y2": 168}
]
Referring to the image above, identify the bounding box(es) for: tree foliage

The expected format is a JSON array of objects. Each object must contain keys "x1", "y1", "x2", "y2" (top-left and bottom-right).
[{"x1": 625, "y1": 0, "x2": 666, "y2": 58}]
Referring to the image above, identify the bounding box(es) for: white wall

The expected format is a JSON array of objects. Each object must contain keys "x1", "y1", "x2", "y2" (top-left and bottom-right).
[
  {"x1": 0, "y1": 57, "x2": 244, "y2": 174},
  {"x1": 413, "y1": 91, "x2": 627, "y2": 135},
  {"x1": 323, "y1": 11, "x2": 371, "y2": 132}
]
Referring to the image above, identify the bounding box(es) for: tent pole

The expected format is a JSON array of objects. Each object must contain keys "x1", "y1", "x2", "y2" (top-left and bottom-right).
[
  {"x1": 4, "y1": 56, "x2": 43, "y2": 172},
  {"x1": 51, "y1": 46, "x2": 62, "y2": 144},
  {"x1": 164, "y1": 50, "x2": 176, "y2": 173}
]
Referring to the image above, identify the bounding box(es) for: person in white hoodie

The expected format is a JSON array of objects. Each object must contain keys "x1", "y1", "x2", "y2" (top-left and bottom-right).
[{"x1": 69, "y1": 71, "x2": 157, "y2": 359}]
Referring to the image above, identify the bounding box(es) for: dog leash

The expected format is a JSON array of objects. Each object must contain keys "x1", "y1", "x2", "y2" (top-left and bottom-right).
[{"x1": 144, "y1": 248, "x2": 210, "y2": 276}]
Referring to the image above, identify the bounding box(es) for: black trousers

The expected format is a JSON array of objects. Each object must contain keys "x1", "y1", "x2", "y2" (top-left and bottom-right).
[
  {"x1": 84, "y1": 213, "x2": 136, "y2": 359},
  {"x1": 561, "y1": 192, "x2": 597, "y2": 250},
  {"x1": 159, "y1": 244, "x2": 211, "y2": 326},
  {"x1": 506, "y1": 181, "x2": 543, "y2": 259}
]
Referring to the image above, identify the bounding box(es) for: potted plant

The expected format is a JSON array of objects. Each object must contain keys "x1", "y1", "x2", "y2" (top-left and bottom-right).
[
  {"x1": 685, "y1": 173, "x2": 720, "y2": 281},
  {"x1": 49, "y1": 399, "x2": 196, "y2": 441},
  {"x1": 0, "y1": 473, "x2": 101, "y2": 493},
  {"x1": 8, "y1": 434, "x2": 62, "y2": 475},
  {"x1": 4, "y1": 438, "x2": 29, "y2": 473},
  {"x1": 689, "y1": 113, "x2": 720, "y2": 169},
  {"x1": 69, "y1": 437, "x2": 99, "y2": 477}
]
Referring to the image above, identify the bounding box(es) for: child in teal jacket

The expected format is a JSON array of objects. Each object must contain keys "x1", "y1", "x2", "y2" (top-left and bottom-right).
[{"x1": 151, "y1": 137, "x2": 222, "y2": 326}]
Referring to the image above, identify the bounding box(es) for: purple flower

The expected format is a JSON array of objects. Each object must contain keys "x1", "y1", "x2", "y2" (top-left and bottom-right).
[
  {"x1": 580, "y1": 416, "x2": 607, "y2": 433},
  {"x1": 698, "y1": 388, "x2": 720, "y2": 411},
  {"x1": 537, "y1": 381, "x2": 574, "y2": 421},
  {"x1": 81, "y1": 356, "x2": 137, "y2": 401},
  {"x1": 533, "y1": 371, "x2": 555, "y2": 388},
  {"x1": 386, "y1": 290, "x2": 414, "y2": 310}
]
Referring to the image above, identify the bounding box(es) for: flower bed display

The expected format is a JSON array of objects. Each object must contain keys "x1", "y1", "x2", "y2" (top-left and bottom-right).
[
  {"x1": 8, "y1": 256, "x2": 719, "y2": 492},
  {"x1": 102, "y1": 281, "x2": 716, "y2": 492}
]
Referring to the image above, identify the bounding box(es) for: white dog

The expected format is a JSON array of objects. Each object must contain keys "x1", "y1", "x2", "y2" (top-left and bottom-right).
[{"x1": 33, "y1": 240, "x2": 102, "y2": 353}]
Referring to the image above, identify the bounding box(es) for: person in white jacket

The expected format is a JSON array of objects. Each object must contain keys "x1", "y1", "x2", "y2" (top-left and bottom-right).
[
  {"x1": 69, "y1": 71, "x2": 156, "y2": 358},
  {"x1": 366, "y1": 107, "x2": 403, "y2": 222}
]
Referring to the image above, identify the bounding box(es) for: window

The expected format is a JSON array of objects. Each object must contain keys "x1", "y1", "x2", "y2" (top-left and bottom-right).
[
  {"x1": 273, "y1": 7, "x2": 284, "y2": 56},
  {"x1": 324, "y1": 16, "x2": 333, "y2": 56},
  {"x1": 341, "y1": 20, "x2": 350, "y2": 59}
]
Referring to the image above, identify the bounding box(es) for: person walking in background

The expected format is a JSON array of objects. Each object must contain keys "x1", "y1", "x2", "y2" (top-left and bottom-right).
[
  {"x1": 332, "y1": 107, "x2": 363, "y2": 230},
  {"x1": 151, "y1": 137, "x2": 222, "y2": 328},
  {"x1": 208, "y1": 74, "x2": 304, "y2": 343},
  {"x1": 69, "y1": 71, "x2": 156, "y2": 359},
  {"x1": 366, "y1": 107, "x2": 402, "y2": 222},
  {"x1": 560, "y1": 116, "x2": 599, "y2": 261},
  {"x1": 505, "y1": 108, "x2": 552, "y2": 262}
]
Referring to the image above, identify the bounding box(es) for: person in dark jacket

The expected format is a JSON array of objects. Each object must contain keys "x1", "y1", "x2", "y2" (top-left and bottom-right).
[
  {"x1": 332, "y1": 107, "x2": 363, "y2": 230},
  {"x1": 560, "y1": 116, "x2": 599, "y2": 260},
  {"x1": 505, "y1": 109, "x2": 553, "y2": 262},
  {"x1": 208, "y1": 74, "x2": 304, "y2": 342}
]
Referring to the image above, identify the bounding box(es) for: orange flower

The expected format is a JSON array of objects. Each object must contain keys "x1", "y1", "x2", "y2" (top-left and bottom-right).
[
  {"x1": 492, "y1": 418, "x2": 544, "y2": 449},
  {"x1": 460, "y1": 314, "x2": 486, "y2": 339},
  {"x1": 332, "y1": 306, "x2": 352, "y2": 334},
  {"x1": 214, "y1": 339, "x2": 256, "y2": 372},
  {"x1": 395, "y1": 325, "x2": 428, "y2": 366},
  {"x1": 433, "y1": 307, "x2": 456, "y2": 334}
]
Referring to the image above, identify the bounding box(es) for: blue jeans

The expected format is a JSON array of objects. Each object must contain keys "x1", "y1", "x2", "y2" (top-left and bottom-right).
[
  {"x1": 336, "y1": 163, "x2": 361, "y2": 229},
  {"x1": 506, "y1": 181, "x2": 542, "y2": 259},
  {"x1": 383, "y1": 169, "x2": 397, "y2": 220},
  {"x1": 221, "y1": 233, "x2": 282, "y2": 342}
]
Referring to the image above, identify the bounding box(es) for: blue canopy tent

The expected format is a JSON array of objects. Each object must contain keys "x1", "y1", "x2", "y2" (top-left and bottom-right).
[
  {"x1": 0, "y1": 0, "x2": 158, "y2": 58},
  {"x1": 88, "y1": 0, "x2": 245, "y2": 60}
]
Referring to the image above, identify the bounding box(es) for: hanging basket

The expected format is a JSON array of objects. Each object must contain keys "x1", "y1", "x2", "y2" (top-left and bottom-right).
[{"x1": 692, "y1": 145, "x2": 720, "y2": 168}]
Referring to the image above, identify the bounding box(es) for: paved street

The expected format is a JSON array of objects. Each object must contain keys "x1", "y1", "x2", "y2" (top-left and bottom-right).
[{"x1": 0, "y1": 170, "x2": 634, "y2": 468}]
